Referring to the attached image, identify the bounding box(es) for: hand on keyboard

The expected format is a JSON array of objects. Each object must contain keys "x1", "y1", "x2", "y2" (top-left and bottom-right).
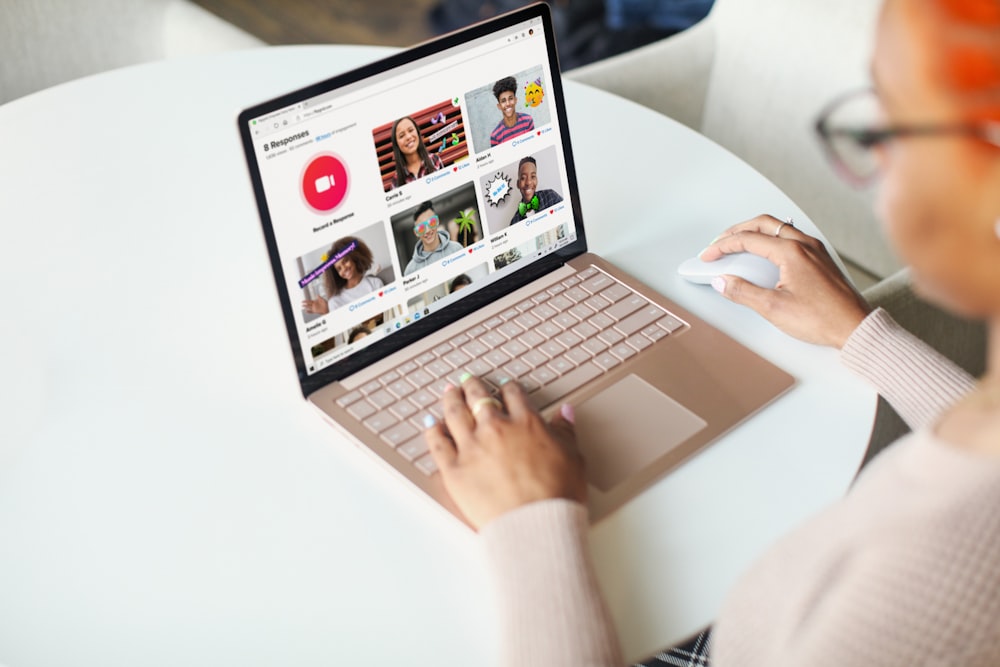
[{"x1": 423, "y1": 374, "x2": 586, "y2": 530}]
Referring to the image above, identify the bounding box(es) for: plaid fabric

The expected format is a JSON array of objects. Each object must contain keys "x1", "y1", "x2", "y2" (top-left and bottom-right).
[{"x1": 634, "y1": 627, "x2": 712, "y2": 667}]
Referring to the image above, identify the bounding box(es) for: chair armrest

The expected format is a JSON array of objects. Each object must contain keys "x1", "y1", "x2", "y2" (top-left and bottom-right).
[{"x1": 564, "y1": 15, "x2": 716, "y2": 130}]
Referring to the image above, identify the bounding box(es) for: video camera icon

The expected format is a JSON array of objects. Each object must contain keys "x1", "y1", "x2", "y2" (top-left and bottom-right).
[{"x1": 301, "y1": 153, "x2": 349, "y2": 213}]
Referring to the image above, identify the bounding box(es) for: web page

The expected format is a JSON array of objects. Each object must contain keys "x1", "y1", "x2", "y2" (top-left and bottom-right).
[{"x1": 250, "y1": 17, "x2": 576, "y2": 375}]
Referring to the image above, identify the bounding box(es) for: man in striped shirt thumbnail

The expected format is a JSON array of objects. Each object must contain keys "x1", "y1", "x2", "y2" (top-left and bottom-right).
[{"x1": 489, "y1": 76, "x2": 535, "y2": 147}]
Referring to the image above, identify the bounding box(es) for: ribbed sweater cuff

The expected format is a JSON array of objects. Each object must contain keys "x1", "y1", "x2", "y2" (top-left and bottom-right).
[
  {"x1": 840, "y1": 308, "x2": 975, "y2": 430},
  {"x1": 480, "y1": 499, "x2": 623, "y2": 667}
]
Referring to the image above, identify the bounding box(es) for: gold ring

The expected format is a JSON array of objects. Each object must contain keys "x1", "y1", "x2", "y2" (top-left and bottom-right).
[{"x1": 470, "y1": 397, "x2": 503, "y2": 418}]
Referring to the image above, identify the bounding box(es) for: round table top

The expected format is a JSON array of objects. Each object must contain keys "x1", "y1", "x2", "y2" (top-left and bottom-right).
[{"x1": 0, "y1": 45, "x2": 875, "y2": 666}]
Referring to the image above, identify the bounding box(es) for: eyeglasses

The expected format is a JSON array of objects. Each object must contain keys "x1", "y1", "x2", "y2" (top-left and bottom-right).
[
  {"x1": 413, "y1": 214, "x2": 440, "y2": 236},
  {"x1": 815, "y1": 87, "x2": 1000, "y2": 187}
]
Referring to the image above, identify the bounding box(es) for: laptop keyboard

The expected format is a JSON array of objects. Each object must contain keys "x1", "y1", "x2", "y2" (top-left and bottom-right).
[{"x1": 334, "y1": 265, "x2": 685, "y2": 476}]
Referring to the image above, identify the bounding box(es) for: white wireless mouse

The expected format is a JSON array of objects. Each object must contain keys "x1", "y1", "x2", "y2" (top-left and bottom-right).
[{"x1": 678, "y1": 252, "x2": 780, "y2": 289}]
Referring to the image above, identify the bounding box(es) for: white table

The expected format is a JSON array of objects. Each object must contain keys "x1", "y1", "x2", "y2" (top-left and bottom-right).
[{"x1": 0, "y1": 46, "x2": 875, "y2": 666}]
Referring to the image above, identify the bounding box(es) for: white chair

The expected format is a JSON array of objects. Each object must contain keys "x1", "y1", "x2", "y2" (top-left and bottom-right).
[
  {"x1": 0, "y1": 0, "x2": 265, "y2": 105},
  {"x1": 567, "y1": 0, "x2": 891, "y2": 279}
]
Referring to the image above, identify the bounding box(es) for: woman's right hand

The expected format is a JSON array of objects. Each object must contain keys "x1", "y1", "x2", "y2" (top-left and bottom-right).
[
  {"x1": 700, "y1": 214, "x2": 872, "y2": 349},
  {"x1": 301, "y1": 297, "x2": 329, "y2": 315}
]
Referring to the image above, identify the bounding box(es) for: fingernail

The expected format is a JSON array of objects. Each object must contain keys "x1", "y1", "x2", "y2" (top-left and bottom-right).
[
  {"x1": 423, "y1": 414, "x2": 437, "y2": 428},
  {"x1": 710, "y1": 234, "x2": 723, "y2": 244},
  {"x1": 443, "y1": 382, "x2": 455, "y2": 393},
  {"x1": 711, "y1": 276, "x2": 726, "y2": 293},
  {"x1": 499, "y1": 377, "x2": 510, "y2": 385},
  {"x1": 560, "y1": 403, "x2": 575, "y2": 424},
  {"x1": 459, "y1": 372, "x2": 473, "y2": 384}
]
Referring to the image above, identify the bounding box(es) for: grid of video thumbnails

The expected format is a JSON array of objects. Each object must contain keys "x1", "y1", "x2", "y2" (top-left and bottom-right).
[{"x1": 280, "y1": 63, "x2": 575, "y2": 374}]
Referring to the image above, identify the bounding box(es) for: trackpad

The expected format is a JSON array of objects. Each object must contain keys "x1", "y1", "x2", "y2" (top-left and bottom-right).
[{"x1": 576, "y1": 374, "x2": 707, "y2": 492}]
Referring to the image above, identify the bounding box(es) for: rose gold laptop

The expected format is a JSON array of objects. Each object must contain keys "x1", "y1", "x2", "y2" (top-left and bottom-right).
[{"x1": 238, "y1": 3, "x2": 793, "y2": 528}]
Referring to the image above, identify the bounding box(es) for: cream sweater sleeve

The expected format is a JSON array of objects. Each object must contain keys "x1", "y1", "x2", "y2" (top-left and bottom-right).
[
  {"x1": 840, "y1": 308, "x2": 975, "y2": 430},
  {"x1": 479, "y1": 498, "x2": 623, "y2": 667}
]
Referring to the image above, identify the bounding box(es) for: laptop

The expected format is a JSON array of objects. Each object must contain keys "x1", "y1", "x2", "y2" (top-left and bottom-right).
[{"x1": 237, "y1": 3, "x2": 793, "y2": 527}]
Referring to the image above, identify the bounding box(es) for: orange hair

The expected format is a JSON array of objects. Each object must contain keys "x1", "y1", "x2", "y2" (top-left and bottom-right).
[{"x1": 929, "y1": 0, "x2": 1000, "y2": 120}]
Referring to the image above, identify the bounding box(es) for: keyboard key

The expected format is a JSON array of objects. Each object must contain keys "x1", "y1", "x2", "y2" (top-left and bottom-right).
[
  {"x1": 415, "y1": 351, "x2": 436, "y2": 365},
  {"x1": 547, "y1": 283, "x2": 566, "y2": 296},
  {"x1": 626, "y1": 334, "x2": 654, "y2": 352},
  {"x1": 569, "y1": 303, "x2": 595, "y2": 320},
  {"x1": 536, "y1": 322, "x2": 562, "y2": 339},
  {"x1": 432, "y1": 342, "x2": 453, "y2": 356},
  {"x1": 530, "y1": 365, "x2": 559, "y2": 386},
  {"x1": 500, "y1": 339, "x2": 529, "y2": 358},
  {"x1": 414, "y1": 454, "x2": 439, "y2": 476},
  {"x1": 336, "y1": 390, "x2": 363, "y2": 408},
  {"x1": 564, "y1": 346, "x2": 592, "y2": 366},
  {"x1": 360, "y1": 380, "x2": 382, "y2": 395},
  {"x1": 563, "y1": 275, "x2": 581, "y2": 287},
  {"x1": 642, "y1": 324, "x2": 669, "y2": 342},
  {"x1": 462, "y1": 339, "x2": 489, "y2": 357},
  {"x1": 443, "y1": 349, "x2": 471, "y2": 368},
  {"x1": 564, "y1": 286, "x2": 589, "y2": 303},
  {"x1": 484, "y1": 316, "x2": 504, "y2": 329},
  {"x1": 615, "y1": 305, "x2": 665, "y2": 336},
  {"x1": 379, "y1": 369, "x2": 400, "y2": 385},
  {"x1": 514, "y1": 312, "x2": 541, "y2": 329},
  {"x1": 581, "y1": 338, "x2": 609, "y2": 355},
  {"x1": 426, "y1": 359, "x2": 453, "y2": 378},
  {"x1": 576, "y1": 266, "x2": 598, "y2": 280},
  {"x1": 532, "y1": 303, "x2": 558, "y2": 320},
  {"x1": 610, "y1": 343, "x2": 638, "y2": 361},
  {"x1": 382, "y1": 421, "x2": 418, "y2": 447},
  {"x1": 598, "y1": 329, "x2": 625, "y2": 346},
  {"x1": 598, "y1": 282, "x2": 631, "y2": 302},
  {"x1": 539, "y1": 340, "x2": 564, "y2": 358},
  {"x1": 555, "y1": 331, "x2": 582, "y2": 349},
  {"x1": 387, "y1": 379, "x2": 415, "y2": 399},
  {"x1": 484, "y1": 349, "x2": 511, "y2": 368},
  {"x1": 606, "y1": 295, "x2": 646, "y2": 321},
  {"x1": 500, "y1": 308, "x2": 520, "y2": 320},
  {"x1": 368, "y1": 389, "x2": 396, "y2": 409},
  {"x1": 528, "y1": 362, "x2": 603, "y2": 408},
  {"x1": 363, "y1": 411, "x2": 398, "y2": 433},
  {"x1": 659, "y1": 315, "x2": 686, "y2": 332},
  {"x1": 397, "y1": 436, "x2": 429, "y2": 462},
  {"x1": 553, "y1": 313, "x2": 577, "y2": 329},
  {"x1": 481, "y1": 331, "x2": 507, "y2": 348},
  {"x1": 467, "y1": 359, "x2": 493, "y2": 377},
  {"x1": 397, "y1": 360, "x2": 418, "y2": 375},
  {"x1": 518, "y1": 330, "x2": 546, "y2": 348},
  {"x1": 522, "y1": 349, "x2": 549, "y2": 368},
  {"x1": 594, "y1": 352, "x2": 622, "y2": 371},
  {"x1": 571, "y1": 321, "x2": 599, "y2": 339},
  {"x1": 498, "y1": 321, "x2": 523, "y2": 339},
  {"x1": 584, "y1": 294, "x2": 611, "y2": 314},
  {"x1": 502, "y1": 359, "x2": 533, "y2": 379},
  {"x1": 549, "y1": 295, "x2": 574, "y2": 312},
  {"x1": 408, "y1": 369, "x2": 435, "y2": 389},
  {"x1": 347, "y1": 400, "x2": 377, "y2": 421},
  {"x1": 548, "y1": 356, "x2": 575, "y2": 376},
  {"x1": 409, "y1": 389, "x2": 437, "y2": 409},
  {"x1": 582, "y1": 273, "x2": 614, "y2": 293},
  {"x1": 391, "y1": 400, "x2": 419, "y2": 420}
]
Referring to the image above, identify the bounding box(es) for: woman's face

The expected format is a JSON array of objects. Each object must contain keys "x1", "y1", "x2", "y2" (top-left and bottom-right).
[
  {"x1": 334, "y1": 256, "x2": 357, "y2": 283},
  {"x1": 873, "y1": 0, "x2": 1000, "y2": 316},
  {"x1": 395, "y1": 118, "x2": 420, "y2": 157}
]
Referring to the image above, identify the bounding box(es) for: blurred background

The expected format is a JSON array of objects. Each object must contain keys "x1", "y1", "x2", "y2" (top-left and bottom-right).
[{"x1": 189, "y1": 0, "x2": 714, "y2": 69}]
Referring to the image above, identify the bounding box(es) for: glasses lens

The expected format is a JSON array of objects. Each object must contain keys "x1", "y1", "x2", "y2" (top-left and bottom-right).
[
  {"x1": 414, "y1": 214, "x2": 439, "y2": 236},
  {"x1": 819, "y1": 90, "x2": 883, "y2": 185}
]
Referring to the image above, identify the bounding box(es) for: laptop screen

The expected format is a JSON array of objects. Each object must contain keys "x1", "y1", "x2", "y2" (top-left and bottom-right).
[{"x1": 239, "y1": 4, "x2": 586, "y2": 395}]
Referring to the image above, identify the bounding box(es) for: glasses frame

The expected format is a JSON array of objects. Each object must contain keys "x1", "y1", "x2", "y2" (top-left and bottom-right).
[
  {"x1": 413, "y1": 214, "x2": 440, "y2": 236},
  {"x1": 814, "y1": 87, "x2": 1000, "y2": 187}
]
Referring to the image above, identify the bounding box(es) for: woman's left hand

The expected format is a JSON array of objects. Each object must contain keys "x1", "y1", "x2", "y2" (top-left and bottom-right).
[{"x1": 424, "y1": 376, "x2": 586, "y2": 530}]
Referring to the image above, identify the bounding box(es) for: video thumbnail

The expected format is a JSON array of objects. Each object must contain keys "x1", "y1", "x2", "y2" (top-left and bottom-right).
[
  {"x1": 464, "y1": 65, "x2": 552, "y2": 155},
  {"x1": 373, "y1": 99, "x2": 470, "y2": 192},
  {"x1": 296, "y1": 221, "x2": 397, "y2": 324}
]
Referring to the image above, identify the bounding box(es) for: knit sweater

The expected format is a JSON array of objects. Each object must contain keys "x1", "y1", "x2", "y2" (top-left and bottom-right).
[{"x1": 480, "y1": 308, "x2": 984, "y2": 666}]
